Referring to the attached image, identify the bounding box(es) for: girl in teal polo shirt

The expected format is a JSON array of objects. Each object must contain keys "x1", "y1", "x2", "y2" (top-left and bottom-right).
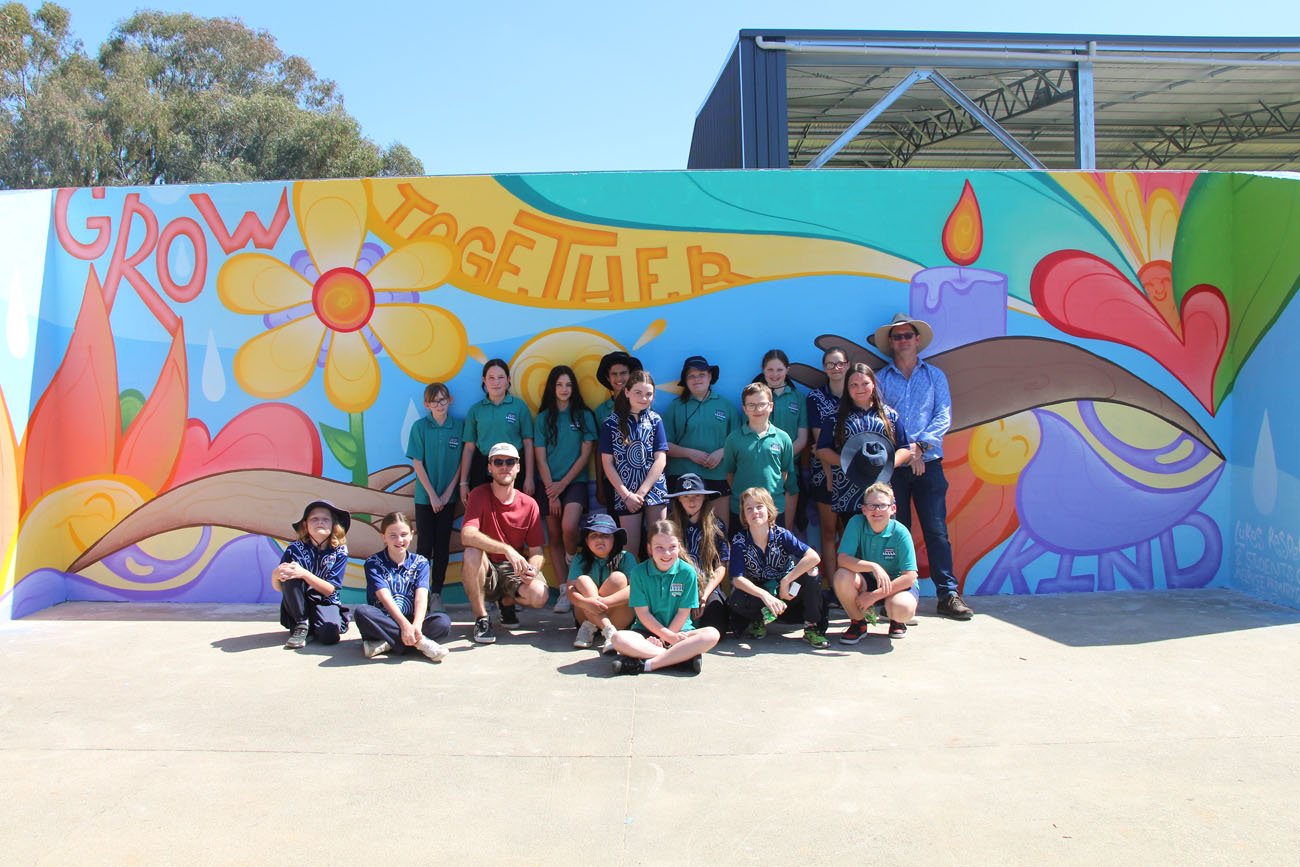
[
  {"x1": 459, "y1": 358, "x2": 535, "y2": 503},
  {"x1": 757, "y1": 349, "x2": 808, "y2": 531},
  {"x1": 607, "y1": 519, "x2": 720, "y2": 676},
  {"x1": 405, "y1": 381, "x2": 463, "y2": 608},
  {"x1": 534, "y1": 365, "x2": 598, "y2": 612},
  {"x1": 665, "y1": 355, "x2": 740, "y2": 528}
]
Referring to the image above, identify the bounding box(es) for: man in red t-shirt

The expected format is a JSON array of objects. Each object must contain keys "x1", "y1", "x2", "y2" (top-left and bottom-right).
[{"x1": 460, "y1": 442, "x2": 547, "y2": 644}]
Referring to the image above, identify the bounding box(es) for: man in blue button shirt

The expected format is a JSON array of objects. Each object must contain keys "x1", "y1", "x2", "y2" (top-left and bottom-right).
[{"x1": 872, "y1": 313, "x2": 974, "y2": 620}]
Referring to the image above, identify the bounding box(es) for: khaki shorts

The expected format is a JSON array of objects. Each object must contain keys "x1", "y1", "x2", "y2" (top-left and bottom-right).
[{"x1": 483, "y1": 560, "x2": 525, "y2": 603}]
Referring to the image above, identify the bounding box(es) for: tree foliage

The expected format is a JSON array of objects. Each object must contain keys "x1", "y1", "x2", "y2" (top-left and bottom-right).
[{"x1": 0, "y1": 3, "x2": 423, "y2": 188}]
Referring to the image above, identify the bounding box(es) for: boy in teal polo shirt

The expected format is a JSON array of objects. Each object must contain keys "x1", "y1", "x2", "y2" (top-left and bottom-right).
[
  {"x1": 406, "y1": 382, "x2": 463, "y2": 609},
  {"x1": 721, "y1": 382, "x2": 794, "y2": 531},
  {"x1": 833, "y1": 482, "x2": 919, "y2": 644},
  {"x1": 665, "y1": 355, "x2": 740, "y2": 525}
]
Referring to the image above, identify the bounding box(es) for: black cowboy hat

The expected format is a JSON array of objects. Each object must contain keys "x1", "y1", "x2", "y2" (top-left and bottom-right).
[
  {"x1": 665, "y1": 473, "x2": 721, "y2": 499},
  {"x1": 678, "y1": 355, "x2": 720, "y2": 387},
  {"x1": 292, "y1": 500, "x2": 352, "y2": 534},
  {"x1": 595, "y1": 351, "x2": 643, "y2": 390},
  {"x1": 840, "y1": 431, "x2": 896, "y2": 489}
]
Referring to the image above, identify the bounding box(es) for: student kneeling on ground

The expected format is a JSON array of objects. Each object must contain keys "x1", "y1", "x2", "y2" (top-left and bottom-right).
[{"x1": 835, "y1": 481, "x2": 919, "y2": 644}]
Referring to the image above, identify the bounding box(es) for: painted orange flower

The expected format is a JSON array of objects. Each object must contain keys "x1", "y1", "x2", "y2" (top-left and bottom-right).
[{"x1": 218, "y1": 180, "x2": 466, "y2": 412}]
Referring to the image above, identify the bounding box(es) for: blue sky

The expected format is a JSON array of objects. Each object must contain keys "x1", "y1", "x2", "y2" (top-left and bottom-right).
[{"x1": 42, "y1": 0, "x2": 1300, "y2": 175}]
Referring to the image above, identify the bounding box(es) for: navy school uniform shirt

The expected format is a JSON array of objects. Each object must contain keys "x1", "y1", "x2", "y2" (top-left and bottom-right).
[
  {"x1": 280, "y1": 539, "x2": 347, "y2": 606},
  {"x1": 815, "y1": 406, "x2": 909, "y2": 514},
  {"x1": 363, "y1": 549, "x2": 431, "y2": 619},
  {"x1": 729, "y1": 525, "x2": 811, "y2": 592}
]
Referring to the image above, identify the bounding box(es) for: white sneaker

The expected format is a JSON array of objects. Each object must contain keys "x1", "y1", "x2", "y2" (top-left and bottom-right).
[
  {"x1": 430, "y1": 592, "x2": 444, "y2": 612},
  {"x1": 573, "y1": 621, "x2": 598, "y2": 649},
  {"x1": 553, "y1": 592, "x2": 572, "y2": 614},
  {"x1": 415, "y1": 637, "x2": 447, "y2": 663},
  {"x1": 600, "y1": 624, "x2": 619, "y2": 655},
  {"x1": 362, "y1": 640, "x2": 391, "y2": 659}
]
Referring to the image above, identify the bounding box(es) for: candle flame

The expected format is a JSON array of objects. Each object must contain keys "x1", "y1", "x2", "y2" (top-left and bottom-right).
[{"x1": 942, "y1": 180, "x2": 983, "y2": 267}]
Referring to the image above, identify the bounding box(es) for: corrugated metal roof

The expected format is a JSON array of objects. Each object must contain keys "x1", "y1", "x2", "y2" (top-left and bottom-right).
[{"x1": 694, "y1": 31, "x2": 1300, "y2": 170}]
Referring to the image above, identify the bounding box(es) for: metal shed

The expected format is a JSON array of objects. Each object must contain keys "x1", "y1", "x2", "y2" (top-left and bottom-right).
[{"x1": 688, "y1": 30, "x2": 1300, "y2": 171}]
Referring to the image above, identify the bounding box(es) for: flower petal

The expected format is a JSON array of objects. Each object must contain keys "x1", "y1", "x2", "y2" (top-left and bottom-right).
[
  {"x1": 366, "y1": 238, "x2": 455, "y2": 292},
  {"x1": 116, "y1": 324, "x2": 188, "y2": 493},
  {"x1": 369, "y1": 304, "x2": 468, "y2": 382},
  {"x1": 232, "y1": 316, "x2": 326, "y2": 399},
  {"x1": 324, "y1": 330, "x2": 380, "y2": 413},
  {"x1": 217, "y1": 253, "x2": 311, "y2": 314},
  {"x1": 294, "y1": 180, "x2": 368, "y2": 274}
]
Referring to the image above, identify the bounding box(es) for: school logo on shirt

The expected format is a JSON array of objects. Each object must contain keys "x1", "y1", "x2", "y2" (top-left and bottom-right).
[
  {"x1": 787, "y1": 404, "x2": 799, "y2": 414},
  {"x1": 883, "y1": 547, "x2": 897, "y2": 559},
  {"x1": 506, "y1": 412, "x2": 518, "y2": 425},
  {"x1": 670, "y1": 582, "x2": 684, "y2": 596},
  {"x1": 769, "y1": 442, "x2": 782, "y2": 453},
  {"x1": 570, "y1": 420, "x2": 583, "y2": 432},
  {"x1": 448, "y1": 437, "x2": 460, "y2": 449},
  {"x1": 713, "y1": 410, "x2": 727, "y2": 422}
]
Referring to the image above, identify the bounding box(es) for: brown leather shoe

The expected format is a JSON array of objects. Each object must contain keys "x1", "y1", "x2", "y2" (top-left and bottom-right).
[{"x1": 937, "y1": 595, "x2": 974, "y2": 620}]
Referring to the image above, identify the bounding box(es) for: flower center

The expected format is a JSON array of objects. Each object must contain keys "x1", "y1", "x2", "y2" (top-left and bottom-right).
[{"x1": 312, "y1": 267, "x2": 375, "y2": 333}]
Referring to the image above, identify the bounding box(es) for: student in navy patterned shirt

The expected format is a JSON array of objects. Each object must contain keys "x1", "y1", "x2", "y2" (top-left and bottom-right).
[
  {"x1": 271, "y1": 500, "x2": 352, "y2": 650},
  {"x1": 725, "y1": 487, "x2": 827, "y2": 649},
  {"x1": 599, "y1": 369, "x2": 669, "y2": 559},
  {"x1": 354, "y1": 512, "x2": 451, "y2": 662}
]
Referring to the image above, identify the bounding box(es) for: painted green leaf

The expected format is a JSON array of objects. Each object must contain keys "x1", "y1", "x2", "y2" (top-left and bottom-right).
[
  {"x1": 319, "y1": 422, "x2": 358, "y2": 471},
  {"x1": 1174, "y1": 173, "x2": 1300, "y2": 405},
  {"x1": 119, "y1": 388, "x2": 146, "y2": 434}
]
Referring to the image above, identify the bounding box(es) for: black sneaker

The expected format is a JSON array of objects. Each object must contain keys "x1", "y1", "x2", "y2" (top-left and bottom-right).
[
  {"x1": 690, "y1": 654, "x2": 703, "y2": 674},
  {"x1": 838, "y1": 619, "x2": 870, "y2": 645},
  {"x1": 500, "y1": 604, "x2": 521, "y2": 628},
  {"x1": 472, "y1": 616, "x2": 496, "y2": 644},
  {"x1": 611, "y1": 654, "x2": 645, "y2": 676},
  {"x1": 888, "y1": 620, "x2": 908, "y2": 639},
  {"x1": 284, "y1": 623, "x2": 308, "y2": 649}
]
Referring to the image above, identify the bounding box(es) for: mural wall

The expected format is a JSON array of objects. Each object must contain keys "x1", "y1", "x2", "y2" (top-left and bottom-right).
[{"x1": 3, "y1": 170, "x2": 1299, "y2": 619}]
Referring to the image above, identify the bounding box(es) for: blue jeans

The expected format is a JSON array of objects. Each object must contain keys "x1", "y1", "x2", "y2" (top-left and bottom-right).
[{"x1": 891, "y1": 459, "x2": 959, "y2": 599}]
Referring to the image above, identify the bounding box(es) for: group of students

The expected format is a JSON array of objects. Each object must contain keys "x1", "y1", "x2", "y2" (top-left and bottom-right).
[{"x1": 271, "y1": 333, "x2": 948, "y2": 674}]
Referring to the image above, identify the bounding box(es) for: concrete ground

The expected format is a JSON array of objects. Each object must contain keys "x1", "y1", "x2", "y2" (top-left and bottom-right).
[{"x1": 1, "y1": 588, "x2": 1298, "y2": 866}]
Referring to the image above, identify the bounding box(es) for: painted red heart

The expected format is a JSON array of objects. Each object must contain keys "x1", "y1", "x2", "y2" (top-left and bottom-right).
[
  {"x1": 1030, "y1": 250, "x2": 1228, "y2": 412},
  {"x1": 166, "y1": 403, "x2": 323, "y2": 489}
]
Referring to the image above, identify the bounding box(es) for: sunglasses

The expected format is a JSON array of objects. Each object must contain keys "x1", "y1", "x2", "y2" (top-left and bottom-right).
[
  {"x1": 890, "y1": 331, "x2": 919, "y2": 342},
  {"x1": 490, "y1": 457, "x2": 519, "y2": 468}
]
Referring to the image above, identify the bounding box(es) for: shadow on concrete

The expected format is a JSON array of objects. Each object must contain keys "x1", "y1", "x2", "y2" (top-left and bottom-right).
[{"x1": 971, "y1": 588, "x2": 1300, "y2": 647}]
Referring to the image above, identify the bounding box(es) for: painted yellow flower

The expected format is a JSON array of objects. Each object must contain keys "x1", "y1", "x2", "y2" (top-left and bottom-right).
[{"x1": 218, "y1": 180, "x2": 466, "y2": 412}]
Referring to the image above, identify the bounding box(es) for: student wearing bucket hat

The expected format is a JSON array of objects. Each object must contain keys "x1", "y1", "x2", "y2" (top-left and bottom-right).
[
  {"x1": 567, "y1": 512, "x2": 638, "y2": 651},
  {"x1": 271, "y1": 500, "x2": 352, "y2": 649},
  {"x1": 666, "y1": 474, "x2": 729, "y2": 633},
  {"x1": 665, "y1": 355, "x2": 740, "y2": 527},
  {"x1": 871, "y1": 312, "x2": 974, "y2": 621}
]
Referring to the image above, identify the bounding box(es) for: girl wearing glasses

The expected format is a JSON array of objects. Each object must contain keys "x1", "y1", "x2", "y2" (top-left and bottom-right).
[
  {"x1": 755, "y1": 349, "x2": 808, "y2": 531},
  {"x1": 405, "y1": 381, "x2": 462, "y2": 610}
]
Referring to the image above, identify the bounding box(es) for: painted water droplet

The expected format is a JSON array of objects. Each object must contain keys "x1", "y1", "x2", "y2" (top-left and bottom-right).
[
  {"x1": 170, "y1": 239, "x2": 194, "y2": 284},
  {"x1": 4, "y1": 274, "x2": 29, "y2": 358},
  {"x1": 401, "y1": 399, "x2": 420, "y2": 451},
  {"x1": 202, "y1": 330, "x2": 226, "y2": 401},
  {"x1": 1252, "y1": 411, "x2": 1277, "y2": 516}
]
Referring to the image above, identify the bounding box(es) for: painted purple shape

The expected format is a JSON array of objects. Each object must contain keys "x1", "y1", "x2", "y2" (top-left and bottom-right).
[
  {"x1": 355, "y1": 242, "x2": 385, "y2": 272},
  {"x1": 1016, "y1": 410, "x2": 1223, "y2": 554},
  {"x1": 1077, "y1": 401, "x2": 1210, "y2": 474},
  {"x1": 99, "y1": 527, "x2": 213, "y2": 584},
  {"x1": 2, "y1": 569, "x2": 69, "y2": 618},
  {"x1": 909, "y1": 265, "x2": 1008, "y2": 355},
  {"x1": 63, "y1": 534, "x2": 287, "y2": 604}
]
